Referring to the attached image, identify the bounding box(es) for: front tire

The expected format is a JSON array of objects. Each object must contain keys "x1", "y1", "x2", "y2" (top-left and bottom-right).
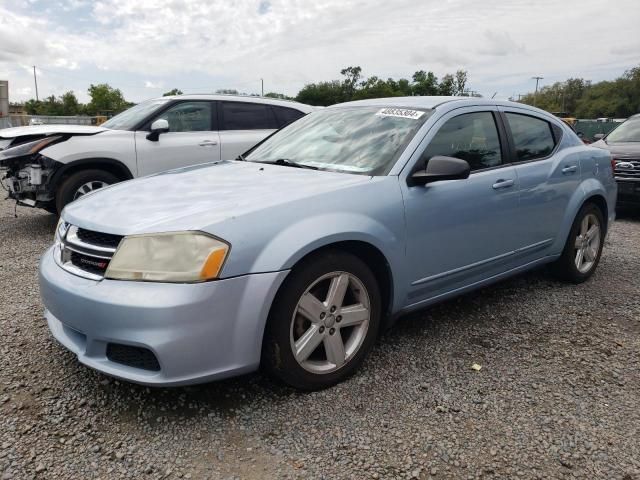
[
  {"x1": 55, "y1": 169, "x2": 118, "y2": 214},
  {"x1": 552, "y1": 203, "x2": 605, "y2": 283},
  {"x1": 262, "y1": 250, "x2": 381, "y2": 391}
]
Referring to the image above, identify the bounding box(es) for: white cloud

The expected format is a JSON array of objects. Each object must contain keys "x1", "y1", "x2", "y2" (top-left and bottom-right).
[{"x1": 1, "y1": 0, "x2": 639, "y2": 102}]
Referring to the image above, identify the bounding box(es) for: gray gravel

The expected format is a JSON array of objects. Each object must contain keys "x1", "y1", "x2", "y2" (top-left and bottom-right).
[{"x1": 1, "y1": 195, "x2": 639, "y2": 480}]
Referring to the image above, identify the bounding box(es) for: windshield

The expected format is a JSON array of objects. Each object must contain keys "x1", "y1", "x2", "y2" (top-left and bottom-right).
[
  {"x1": 245, "y1": 106, "x2": 432, "y2": 175},
  {"x1": 0, "y1": 138, "x2": 12, "y2": 151},
  {"x1": 102, "y1": 99, "x2": 170, "y2": 130},
  {"x1": 606, "y1": 117, "x2": 640, "y2": 143}
]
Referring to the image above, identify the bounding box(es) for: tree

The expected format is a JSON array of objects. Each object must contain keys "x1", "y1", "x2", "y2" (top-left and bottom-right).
[
  {"x1": 61, "y1": 91, "x2": 80, "y2": 115},
  {"x1": 216, "y1": 89, "x2": 239, "y2": 95},
  {"x1": 412, "y1": 70, "x2": 439, "y2": 95},
  {"x1": 163, "y1": 88, "x2": 183, "y2": 96},
  {"x1": 340, "y1": 66, "x2": 362, "y2": 101},
  {"x1": 295, "y1": 80, "x2": 345, "y2": 106},
  {"x1": 86, "y1": 83, "x2": 128, "y2": 115},
  {"x1": 454, "y1": 70, "x2": 468, "y2": 96},
  {"x1": 438, "y1": 74, "x2": 455, "y2": 95}
]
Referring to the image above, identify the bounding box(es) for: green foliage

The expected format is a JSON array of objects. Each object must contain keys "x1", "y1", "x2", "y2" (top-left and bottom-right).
[
  {"x1": 86, "y1": 83, "x2": 128, "y2": 115},
  {"x1": 163, "y1": 88, "x2": 183, "y2": 96},
  {"x1": 295, "y1": 66, "x2": 473, "y2": 106},
  {"x1": 23, "y1": 91, "x2": 80, "y2": 115},
  {"x1": 264, "y1": 92, "x2": 292, "y2": 100},
  {"x1": 216, "y1": 89, "x2": 239, "y2": 95},
  {"x1": 519, "y1": 66, "x2": 640, "y2": 118}
]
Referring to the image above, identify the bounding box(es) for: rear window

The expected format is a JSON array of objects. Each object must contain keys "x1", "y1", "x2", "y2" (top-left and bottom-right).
[
  {"x1": 506, "y1": 113, "x2": 556, "y2": 161},
  {"x1": 220, "y1": 102, "x2": 277, "y2": 130},
  {"x1": 273, "y1": 106, "x2": 305, "y2": 128}
]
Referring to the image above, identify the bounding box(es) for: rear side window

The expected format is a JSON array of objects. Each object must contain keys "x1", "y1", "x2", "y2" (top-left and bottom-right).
[
  {"x1": 506, "y1": 113, "x2": 556, "y2": 161},
  {"x1": 220, "y1": 102, "x2": 277, "y2": 130},
  {"x1": 273, "y1": 106, "x2": 305, "y2": 128},
  {"x1": 421, "y1": 111, "x2": 503, "y2": 171}
]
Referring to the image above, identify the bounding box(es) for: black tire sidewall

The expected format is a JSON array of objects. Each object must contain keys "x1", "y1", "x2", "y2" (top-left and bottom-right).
[
  {"x1": 555, "y1": 203, "x2": 605, "y2": 283},
  {"x1": 262, "y1": 250, "x2": 381, "y2": 391},
  {"x1": 56, "y1": 169, "x2": 118, "y2": 214}
]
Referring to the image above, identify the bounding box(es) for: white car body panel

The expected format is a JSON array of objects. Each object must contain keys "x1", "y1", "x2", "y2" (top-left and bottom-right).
[{"x1": 0, "y1": 125, "x2": 108, "y2": 138}]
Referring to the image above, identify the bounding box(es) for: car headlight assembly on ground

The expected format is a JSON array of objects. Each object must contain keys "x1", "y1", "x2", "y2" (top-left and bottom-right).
[{"x1": 105, "y1": 232, "x2": 229, "y2": 282}]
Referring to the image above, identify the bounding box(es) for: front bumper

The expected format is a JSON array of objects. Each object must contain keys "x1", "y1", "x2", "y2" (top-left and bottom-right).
[
  {"x1": 39, "y1": 247, "x2": 289, "y2": 386},
  {"x1": 615, "y1": 177, "x2": 640, "y2": 207}
]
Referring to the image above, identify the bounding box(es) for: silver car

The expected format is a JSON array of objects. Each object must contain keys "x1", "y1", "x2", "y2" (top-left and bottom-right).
[{"x1": 39, "y1": 97, "x2": 617, "y2": 390}]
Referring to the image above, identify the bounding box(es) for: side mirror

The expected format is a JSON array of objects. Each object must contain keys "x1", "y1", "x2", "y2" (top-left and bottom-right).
[
  {"x1": 408, "y1": 156, "x2": 471, "y2": 186},
  {"x1": 593, "y1": 133, "x2": 605, "y2": 141},
  {"x1": 146, "y1": 119, "x2": 169, "y2": 141}
]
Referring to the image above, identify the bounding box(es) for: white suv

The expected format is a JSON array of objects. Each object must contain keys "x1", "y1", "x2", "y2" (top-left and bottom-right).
[{"x1": 0, "y1": 95, "x2": 314, "y2": 213}]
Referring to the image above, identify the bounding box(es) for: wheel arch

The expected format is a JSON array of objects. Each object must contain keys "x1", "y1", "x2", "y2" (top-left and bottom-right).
[
  {"x1": 277, "y1": 240, "x2": 395, "y2": 330},
  {"x1": 50, "y1": 158, "x2": 134, "y2": 188}
]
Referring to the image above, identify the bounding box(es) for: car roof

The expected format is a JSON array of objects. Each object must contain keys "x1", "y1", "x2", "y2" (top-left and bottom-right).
[
  {"x1": 329, "y1": 96, "x2": 539, "y2": 111},
  {"x1": 159, "y1": 94, "x2": 315, "y2": 113}
]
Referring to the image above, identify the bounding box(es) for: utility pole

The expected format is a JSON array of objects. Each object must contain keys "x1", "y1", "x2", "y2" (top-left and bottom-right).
[
  {"x1": 261, "y1": 78, "x2": 264, "y2": 96},
  {"x1": 531, "y1": 76, "x2": 543, "y2": 106},
  {"x1": 33, "y1": 66, "x2": 39, "y2": 101}
]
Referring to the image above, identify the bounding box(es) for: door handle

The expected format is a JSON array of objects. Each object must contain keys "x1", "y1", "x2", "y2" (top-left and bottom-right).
[
  {"x1": 562, "y1": 165, "x2": 578, "y2": 174},
  {"x1": 199, "y1": 140, "x2": 218, "y2": 147},
  {"x1": 492, "y1": 179, "x2": 515, "y2": 190}
]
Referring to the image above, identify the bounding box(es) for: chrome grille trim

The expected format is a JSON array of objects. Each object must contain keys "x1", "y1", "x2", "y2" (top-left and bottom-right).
[
  {"x1": 614, "y1": 160, "x2": 640, "y2": 178},
  {"x1": 54, "y1": 225, "x2": 122, "y2": 280}
]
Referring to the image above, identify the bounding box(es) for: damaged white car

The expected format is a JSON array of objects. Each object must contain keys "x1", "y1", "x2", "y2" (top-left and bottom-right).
[{"x1": 0, "y1": 95, "x2": 313, "y2": 214}]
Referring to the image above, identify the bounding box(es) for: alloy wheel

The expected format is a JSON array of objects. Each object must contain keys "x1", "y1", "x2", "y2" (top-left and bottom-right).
[
  {"x1": 73, "y1": 181, "x2": 109, "y2": 200},
  {"x1": 574, "y1": 213, "x2": 601, "y2": 274},
  {"x1": 290, "y1": 271, "x2": 371, "y2": 374}
]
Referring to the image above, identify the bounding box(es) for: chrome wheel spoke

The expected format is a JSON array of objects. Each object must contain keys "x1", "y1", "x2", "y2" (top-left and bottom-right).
[
  {"x1": 294, "y1": 325, "x2": 324, "y2": 363},
  {"x1": 584, "y1": 245, "x2": 596, "y2": 262},
  {"x1": 298, "y1": 293, "x2": 325, "y2": 322},
  {"x1": 575, "y1": 248, "x2": 584, "y2": 269},
  {"x1": 74, "y1": 181, "x2": 109, "y2": 200},
  {"x1": 323, "y1": 332, "x2": 346, "y2": 367},
  {"x1": 586, "y1": 225, "x2": 599, "y2": 241},
  {"x1": 326, "y1": 273, "x2": 349, "y2": 309},
  {"x1": 574, "y1": 236, "x2": 583, "y2": 249},
  {"x1": 338, "y1": 304, "x2": 368, "y2": 327},
  {"x1": 580, "y1": 216, "x2": 589, "y2": 235}
]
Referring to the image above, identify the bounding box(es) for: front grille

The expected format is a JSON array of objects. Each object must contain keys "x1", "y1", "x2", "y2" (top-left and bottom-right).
[
  {"x1": 76, "y1": 228, "x2": 122, "y2": 249},
  {"x1": 56, "y1": 225, "x2": 122, "y2": 280},
  {"x1": 106, "y1": 343, "x2": 161, "y2": 371},
  {"x1": 614, "y1": 160, "x2": 640, "y2": 178},
  {"x1": 69, "y1": 251, "x2": 109, "y2": 276}
]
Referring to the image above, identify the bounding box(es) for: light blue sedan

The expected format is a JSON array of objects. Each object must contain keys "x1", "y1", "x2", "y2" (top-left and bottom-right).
[{"x1": 39, "y1": 97, "x2": 617, "y2": 390}]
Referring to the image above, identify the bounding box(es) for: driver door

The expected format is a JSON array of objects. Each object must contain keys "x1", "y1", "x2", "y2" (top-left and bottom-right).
[
  {"x1": 400, "y1": 107, "x2": 523, "y2": 307},
  {"x1": 135, "y1": 100, "x2": 221, "y2": 176}
]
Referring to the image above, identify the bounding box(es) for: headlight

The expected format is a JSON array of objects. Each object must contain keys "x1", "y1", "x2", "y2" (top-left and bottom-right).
[
  {"x1": 0, "y1": 136, "x2": 62, "y2": 161},
  {"x1": 105, "y1": 232, "x2": 230, "y2": 283}
]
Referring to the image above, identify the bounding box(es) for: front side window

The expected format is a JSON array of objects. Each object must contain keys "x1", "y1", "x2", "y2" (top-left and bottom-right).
[
  {"x1": 220, "y1": 102, "x2": 277, "y2": 130},
  {"x1": 153, "y1": 102, "x2": 212, "y2": 132},
  {"x1": 245, "y1": 106, "x2": 432, "y2": 175},
  {"x1": 103, "y1": 98, "x2": 170, "y2": 130},
  {"x1": 606, "y1": 117, "x2": 640, "y2": 143},
  {"x1": 421, "y1": 112, "x2": 502, "y2": 171},
  {"x1": 506, "y1": 113, "x2": 555, "y2": 161}
]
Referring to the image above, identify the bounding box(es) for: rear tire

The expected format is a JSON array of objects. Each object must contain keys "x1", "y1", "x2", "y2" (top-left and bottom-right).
[
  {"x1": 55, "y1": 170, "x2": 118, "y2": 214},
  {"x1": 551, "y1": 203, "x2": 605, "y2": 283},
  {"x1": 262, "y1": 250, "x2": 381, "y2": 391}
]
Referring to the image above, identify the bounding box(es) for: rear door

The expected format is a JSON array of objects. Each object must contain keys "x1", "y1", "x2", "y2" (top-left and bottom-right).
[
  {"x1": 135, "y1": 100, "x2": 220, "y2": 176},
  {"x1": 499, "y1": 108, "x2": 578, "y2": 259},
  {"x1": 218, "y1": 101, "x2": 280, "y2": 160}
]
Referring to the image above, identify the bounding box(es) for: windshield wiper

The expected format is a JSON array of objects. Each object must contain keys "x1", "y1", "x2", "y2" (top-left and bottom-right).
[
  {"x1": 236, "y1": 154, "x2": 246, "y2": 161},
  {"x1": 273, "y1": 158, "x2": 318, "y2": 170}
]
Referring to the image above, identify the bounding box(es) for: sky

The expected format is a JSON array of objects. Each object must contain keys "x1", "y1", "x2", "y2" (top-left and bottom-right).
[{"x1": 1, "y1": 0, "x2": 639, "y2": 104}]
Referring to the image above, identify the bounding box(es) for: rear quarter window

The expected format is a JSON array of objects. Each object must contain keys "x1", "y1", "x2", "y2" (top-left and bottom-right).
[
  {"x1": 220, "y1": 102, "x2": 278, "y2": 130},
  {"x1": 506, "y1": 113, "x2": 556, "y2": 161},
  {"x1": 272, "y1": 107, "x2": 305, "y2": 128}
]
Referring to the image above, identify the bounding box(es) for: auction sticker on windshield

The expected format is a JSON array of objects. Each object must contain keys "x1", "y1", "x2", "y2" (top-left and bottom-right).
[{"x1": 376, "y1": 108, "x2": 425, "y2": 119}]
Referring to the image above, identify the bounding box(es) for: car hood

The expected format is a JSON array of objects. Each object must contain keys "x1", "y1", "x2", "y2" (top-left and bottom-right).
[
  {"x1": 591, "y1": 139, "x2": 640, "y2": 159},
  {"x1": 62, "y1": 161, "x2": 372, "y2": 235},
  {"x1": 0, "y1": 124, "x2": 108, "y2": 139}
]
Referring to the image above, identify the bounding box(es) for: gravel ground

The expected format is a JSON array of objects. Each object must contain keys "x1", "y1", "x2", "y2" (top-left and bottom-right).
[{"x1": 1, "y1": 195, "x2": 639, "y2": 480}]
